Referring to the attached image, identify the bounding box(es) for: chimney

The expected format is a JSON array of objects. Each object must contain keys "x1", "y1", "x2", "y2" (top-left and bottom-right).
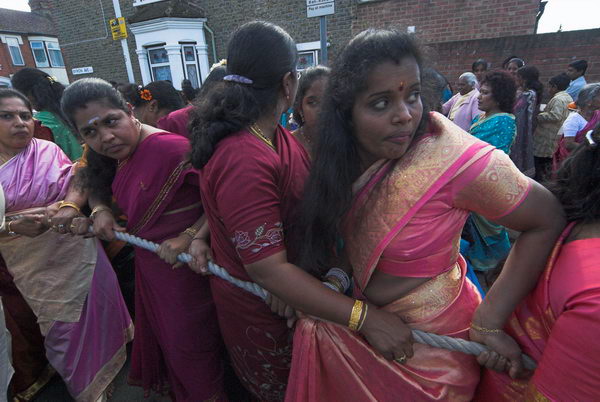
[{"x1": 29, "y1": 0, "x2": 53, "y2": 18}]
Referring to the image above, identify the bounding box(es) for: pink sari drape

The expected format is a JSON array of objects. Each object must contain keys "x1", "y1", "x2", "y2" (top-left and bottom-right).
[
  {"x1": 112, "y1": 132, "x2": 224, "y2": 401},
  {"x1": 0, "y1": 139, "x2": 132, "y2": 401},
  {"x1": 553, "y1": 110, "x2": 600, "y2": 171},
  {"x1": 286, "y1": 113, "x2": 531, "y2": 401},
  {"x1": 475, "y1": 223, "x2": 600, "y2": 401}
]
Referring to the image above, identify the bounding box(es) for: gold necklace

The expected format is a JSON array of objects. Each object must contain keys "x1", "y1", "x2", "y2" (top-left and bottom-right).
[{"x1": 249, "y1": 123, "x2": 276, "y2": 151}]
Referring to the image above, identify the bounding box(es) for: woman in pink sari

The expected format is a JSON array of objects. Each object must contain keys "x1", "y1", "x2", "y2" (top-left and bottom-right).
[
  {"x1": 62, "y1": 79, "x2": 225, "y2": 401},
  {"x1": 0, "y1": 88, "x2": 132, "y2": 401},
  {"x1": 285, "y1": 30, "x2": 565, "y2": 401},
  {"x1": 475, "y1": 125, "x2": 600, "y2": 401}
]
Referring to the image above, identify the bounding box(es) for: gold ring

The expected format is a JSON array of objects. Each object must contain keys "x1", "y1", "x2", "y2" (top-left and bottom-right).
[{"x1": 395, "y1": 355, "x2": 407, "y2": 364}]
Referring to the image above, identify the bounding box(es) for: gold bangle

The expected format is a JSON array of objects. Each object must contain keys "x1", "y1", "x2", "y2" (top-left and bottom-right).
[
  {"x1": 181, "y1": 227, "x2": 198, "y2": 239},
  {"x1": 58, "y1": 201, "x2": 82, "y2": 215},
  {"x1": 470, "y1": 323, "x2": 503, "y2": 334},
  {"x1": 90, "y1": 205, "x2": 112, "y2": 220},
  {"x1": 357, "y1": 303, "x2": 369, "y2": 331},
  {"x1": 348, "y1": 300, "x2": 363, "y2": 331}
]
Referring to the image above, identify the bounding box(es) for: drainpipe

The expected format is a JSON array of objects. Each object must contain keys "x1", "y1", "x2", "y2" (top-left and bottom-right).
[
  {"x1": 203, "y1": 24, "x2": 218, "y2": 65},
  {"x1": 111, "y1": 0, "x2": 135, "y2": 83}
]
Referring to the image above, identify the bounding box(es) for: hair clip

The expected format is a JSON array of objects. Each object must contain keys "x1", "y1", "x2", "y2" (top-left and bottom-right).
[
  {"x1": 47, "y1": 75, "x2": 57, "y2": 83},
  {"x1": 586, "y1": 130, "x2": 597, "y2": 148},
  {"x1": 223, "y1": 75, "x2": 253, "y2": 85}
]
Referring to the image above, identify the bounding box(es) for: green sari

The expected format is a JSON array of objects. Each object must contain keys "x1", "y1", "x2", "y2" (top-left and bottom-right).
[{"x1": 34, "y1": 111, "x2": 82, "y2": 161}]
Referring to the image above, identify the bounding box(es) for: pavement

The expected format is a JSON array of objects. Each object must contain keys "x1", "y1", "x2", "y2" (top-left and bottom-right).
[{"x1": 33, "y1": 352, "x2": 170, "y2": 402}]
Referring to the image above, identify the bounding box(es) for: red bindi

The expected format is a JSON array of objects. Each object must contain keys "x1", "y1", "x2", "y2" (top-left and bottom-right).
[{"x1": 398, "y1": 82, "x2": 405, "y2": 91}]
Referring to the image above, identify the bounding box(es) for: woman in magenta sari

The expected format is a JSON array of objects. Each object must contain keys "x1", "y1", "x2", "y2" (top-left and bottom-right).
[
  {"x1": 0, "y1": 88, "x2": 132, "y2": 401},
  {"x1": 188, "y1": 22, "x2": 440, "y2": 401},
  {"x1": 285, "y1": 30, "x2": 565, "y2": 401},
  {"x1": 62, "y1": 79, "x2": 224, "y2": 401},
  {"x1": 553, "y1": 83, "x2": 600, "y2": 171},
  {"x1": 476, "y1": 125, "x2": 600, "y2": 401}
]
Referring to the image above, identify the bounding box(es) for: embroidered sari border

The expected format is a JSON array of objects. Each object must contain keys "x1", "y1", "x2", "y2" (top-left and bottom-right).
[{"x1": 130, "y1": 160, "x2": 188, "y2": 235}]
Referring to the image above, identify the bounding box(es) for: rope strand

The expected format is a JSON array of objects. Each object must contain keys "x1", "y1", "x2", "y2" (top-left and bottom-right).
[{"x1": 107, "y1": 228, "x2": 537, "y2": 370}]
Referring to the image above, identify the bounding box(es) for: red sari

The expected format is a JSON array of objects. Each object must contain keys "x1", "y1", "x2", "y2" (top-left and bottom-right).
[
  {"x1": 112, "y1": 132, "x2": 224, "y2": 401},
  {"x1": 198, "y1": 125, "x2": 310, "y2": 401},
  {"x1": 475, "y1": 223, "x2": 600, "y2": 401}
]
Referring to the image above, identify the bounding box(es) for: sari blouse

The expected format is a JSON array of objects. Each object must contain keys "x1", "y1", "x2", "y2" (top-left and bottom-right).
[
  {"x1": 375, "y1": 121, "x2": 530, "y2": 278},
  {"x1": 199, "y1": 125, "x2": 310, "y2": 280}
]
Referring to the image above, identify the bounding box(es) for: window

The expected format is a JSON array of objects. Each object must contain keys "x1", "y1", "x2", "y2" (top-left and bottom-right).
[
  {"x1": 46, "y1": 42, "x2": 65, "y2": 67},
  {"x1": 30, "y1": 41, "x2": 49, "y2": 67},
  {"x1": 297, "y1": 50, "x2": 318, "y2": 71},
  {"x1": 182, "y1": 44, "x2": 200, "y2": 88},
  {"x1": 147, "y1": 46, "x2": 172, "y2": 81},
  {"x1": 6, "y1": 37, "x2": 24, "y2": 66}
]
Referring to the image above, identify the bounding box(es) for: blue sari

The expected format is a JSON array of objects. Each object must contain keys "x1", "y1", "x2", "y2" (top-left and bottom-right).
[{"x1": 464, "y1": 113, "x2": 517, "y2": 272}]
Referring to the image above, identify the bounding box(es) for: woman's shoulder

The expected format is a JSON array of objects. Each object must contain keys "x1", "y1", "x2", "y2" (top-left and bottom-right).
[{"x1": 140, "y1": 131, "x2": 190, "y2": 158}]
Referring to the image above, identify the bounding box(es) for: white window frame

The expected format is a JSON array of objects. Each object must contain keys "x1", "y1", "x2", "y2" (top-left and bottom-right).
[
  {"x1": 30, "y1": 40, "x2": 50, "y2": 67},
  {"x1": 5, "y1": 36, "x2": 24, "y2": 66},
  {"x1": 45, "y1": 42, "x2": 65, "y2": 67},
  {"x1": 132, "y1": 0, "x2": 166, "y2": 6},
  {"x1": 146, "y1": 45, "x2": 172, "y2": 81},
  {"x1": 296, "y1": 41, "x2": 323, "y2": 71},
  {"x1": 180, "y1": 42, "x2": 201, "y2": 88}
]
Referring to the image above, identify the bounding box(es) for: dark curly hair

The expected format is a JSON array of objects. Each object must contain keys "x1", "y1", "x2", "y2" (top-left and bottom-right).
[
  {"x1": 548, "y1": 124, "x2": 600, "y2": 223},
  {"x1": 189, "y1": 21, "x2": 297, "y2": 169},
  {"x1": 292, "y1": 65, "x2": 331, "y2": 126},
  {"x1": 481, "y1": 70, "x2": 517, "y2": 113},
  {"x1": 61, "y1": 78, "x2": 130, "y2": 203},
  {"x1": 295, "y1": 29, "x2": 432, "y2": 275}
]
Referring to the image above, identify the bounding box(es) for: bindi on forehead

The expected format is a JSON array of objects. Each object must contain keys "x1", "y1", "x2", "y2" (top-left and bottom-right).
[{"x1": 398, "y1": 82, "x2": 405, "y2": 91}]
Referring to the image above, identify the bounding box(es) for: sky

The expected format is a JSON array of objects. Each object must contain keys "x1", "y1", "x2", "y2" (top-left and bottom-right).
[{"x1": 0, "y1": 0, "x2": 598, "y2": 33}]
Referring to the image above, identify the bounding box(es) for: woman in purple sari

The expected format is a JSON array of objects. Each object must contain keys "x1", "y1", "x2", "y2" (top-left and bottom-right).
[
  {"x1": 63, "y1": 78, "x2": 225, "y2": 401},
  {"x1": 0, "y1": 89, "x2": 132, "y2": 401}
]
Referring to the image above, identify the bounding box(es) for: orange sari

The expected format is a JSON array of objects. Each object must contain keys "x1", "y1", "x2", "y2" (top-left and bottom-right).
[{"x1": 286, "y1": 113, "x2": 531, "y2": 401}]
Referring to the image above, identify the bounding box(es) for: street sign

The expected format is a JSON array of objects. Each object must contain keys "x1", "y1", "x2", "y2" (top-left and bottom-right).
[
  {"x1": 72, "y1": 66, "x2": 94, "y2": 75},
  {"x1": 109, "y1": 17, "x2": 128, "y2": 40},
  {"x1": 307, "y1": 0, "x2": 334, "y2": 18}
]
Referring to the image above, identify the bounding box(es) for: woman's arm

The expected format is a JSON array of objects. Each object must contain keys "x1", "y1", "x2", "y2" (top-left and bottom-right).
[
  {"x1": 246, "y1": 252, "x2": 415, "y2": 362},
  {"x1": 471, "y1": 180, "x2": 565, "y2": 376}
]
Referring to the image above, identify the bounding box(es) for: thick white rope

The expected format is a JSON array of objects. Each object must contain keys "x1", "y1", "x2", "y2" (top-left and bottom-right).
[{"x1": 112, "y1": 229, "x2": 537, "y2": 370}]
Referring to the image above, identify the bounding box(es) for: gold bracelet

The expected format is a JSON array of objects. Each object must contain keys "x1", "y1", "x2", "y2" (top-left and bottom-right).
[
  {"x1": 357, "y1": 303, "x2": 369, "y2": 331},
  {"x1": 470, "y1": 323, "x2": 503, "y2": 334},
  {"x1": 58, "y1": 201, "x2": 82, "y2": 215},
  {"x1": 181, "y1": 227, "x2": 198, "y2": 239},
  {"x1": 90, "y1": 205, "x2": 112, "y2": 220},
  {"x1": 348, "y1": 300, "x2": 364, "y2": 331}
]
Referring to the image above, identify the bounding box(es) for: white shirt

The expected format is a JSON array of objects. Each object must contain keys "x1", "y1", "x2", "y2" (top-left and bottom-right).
[{"x1": 558, "y1": 112, "x2": 587, "y2": 137}]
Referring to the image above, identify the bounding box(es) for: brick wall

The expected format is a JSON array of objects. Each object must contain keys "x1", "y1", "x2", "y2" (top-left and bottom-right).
[
  {"x1": 352, "y1": 0, "x2": 540, "y2": 43},
  {"x1": 428, "y1": 28, "x2": 600, "y2": 102},
  {"x1": 198, "y1": 0, "x2": 355, "y2": 63},
  {"x1": 45, "y1": 0, "x2": 141, "y2": 84}
]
